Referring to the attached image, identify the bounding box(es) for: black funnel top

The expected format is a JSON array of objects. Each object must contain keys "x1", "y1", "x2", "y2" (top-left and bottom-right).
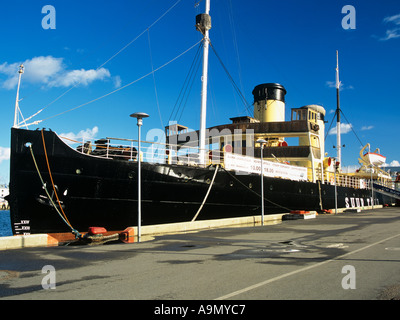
[{"x1": 252, "y1": 83, "x2": 287, "y2": 103}]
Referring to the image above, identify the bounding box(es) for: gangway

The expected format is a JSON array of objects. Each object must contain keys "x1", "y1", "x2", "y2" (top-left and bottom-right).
[{"x1": 373, "y1": 183, "x2": 400, "y2": 200}]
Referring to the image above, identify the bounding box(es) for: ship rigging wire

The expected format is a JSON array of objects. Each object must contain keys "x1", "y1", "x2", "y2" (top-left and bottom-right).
[
  {"x1": 324, "y1": 109, "x2": 364, "y2": 150},
  {"x1": 147, "y1": 29, "x2": 163, "y2": 128},
  {"x1": 168, "y1": 37, "x2": 252, "y2": 124},
  {"x1": 21, "y1": 0, "x2": 251, "y2": 127},
  {"x1": 168, "y1": 41, "x2": 203, "y2": 123},
  {"x1": 167, "y1": 37, "x2": 252, "y2": 124},
  {"x1": 209, "y1": 41, "x2": 252, "y2": 116},
  {"x1": 36, "y1": 40, "x2": 202, "y2": 124},
  {"x1": 339, "y1": 110, "x2": 364, "y2": 147},
  {"x1": 22, "y1": 0, "x2": 184, "y2": 126}
]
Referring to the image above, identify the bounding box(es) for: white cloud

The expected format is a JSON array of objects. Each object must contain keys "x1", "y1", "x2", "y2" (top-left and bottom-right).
[
  {"x1": 0, "y1": 56, "x2": 112, "y2": 90},
  {"x1": 344, "y1": 160, "x2": 400, "y2": 172},
  {"x1": 384, "y1": 14, "x2": 400, "y2": 24},
  {"x1": 325, "y1": 81, "x2": 337, "y2": 89},
  {"x1": 0, "y1": 147, "x2": 10, "y2": 164},
  {"x1": 379, "y1": 28, "x2": 400, "y2": 41},
  {"x1": 361, "y1": 125, "x2": 374, "y2": 131},
  {"x1": 328, "y1": 123, "x2": 352, "y2": 135},
  {"x1": 60, "y1": 126, "x2": 99, "y2": 144},
  {"x1": 48, "y1": 68, "x2": 110, "y2": 87},
  {"x1": 325, "y1": 81, "x2": 354, "y2": 91},
  {"x1": 341, "y1": 165, "x2": 359, "y2": 173},
  {"x1": 388, "y1": 160, "x2": 400, "y2": 167},
  {"x1": 113, "y1": 75, "x2": 122, "y2": 88},
  {"x1": 379, "y1": 13, "x2": 400, "y2": 41}
]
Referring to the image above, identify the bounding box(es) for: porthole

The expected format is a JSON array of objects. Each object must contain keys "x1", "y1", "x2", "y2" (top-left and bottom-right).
[
  {"x1": 24, "y1": 142, "x2": 32, "y2": 148},
  {"x1": 128, "y1": 171, "x2": 136, "y2": 179}
]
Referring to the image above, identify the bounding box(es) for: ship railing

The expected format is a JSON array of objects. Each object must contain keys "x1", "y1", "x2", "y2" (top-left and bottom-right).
[
  {"x1": 68, "y1": 136, "x2": 394, "y2": 188},
  {"x1": 370, "y1": 179, "x2": 396, "y2": 190},
  {"x1": 336, "y1": 174, "x2": 369, "y2": 189},
  {"x1": 66, "y1": 136, "x2": 225, "y2": 166},
  {"x1": 320, "y1": 170, "x2": 397, "y2": 190},
  {"x1": 321, "y1": 169, "x2": 370, "y2": 189}
]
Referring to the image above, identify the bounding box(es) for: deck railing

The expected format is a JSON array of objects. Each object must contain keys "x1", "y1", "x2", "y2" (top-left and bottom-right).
[
  {"x1": 62, "y1": 135, "x2": 395, "y2": 190},
  {"x1": 63, "y1": 135, "x2": 225, "y2": 166}
]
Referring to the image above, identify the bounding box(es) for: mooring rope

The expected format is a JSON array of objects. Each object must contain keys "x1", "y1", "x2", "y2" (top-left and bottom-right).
[
  {"x1": 191, "y1": 164, "x2": 220, "y2": 222},
  {"x1": 317, "y1": 180, "x2": 323, "y2": 211},
  {"x1": 29, "y1": 143, "x2": 81, "y2": 238},
  {"x1": 41, "y1": 130, "x2": 71, "y2": 223}
]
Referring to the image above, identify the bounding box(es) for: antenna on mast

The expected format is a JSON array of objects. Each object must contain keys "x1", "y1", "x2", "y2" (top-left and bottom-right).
[
  {"x1": 13, "y1": 64, "x2": 24, "y2": 128},
  {"x1": 196, "y1": 0, "x2": 211, "y2": 165},
  {"x1": 335, "y1": 50, "x2": 342, "y2": 170}
]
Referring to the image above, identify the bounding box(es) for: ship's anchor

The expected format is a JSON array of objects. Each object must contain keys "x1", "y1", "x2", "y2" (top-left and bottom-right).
[
  {"x1": 28, "y1": 133, "x2": 81, "y2": 239},
  {"x1": 37, "y1": 183, "x2": 65, "y2": 208}
]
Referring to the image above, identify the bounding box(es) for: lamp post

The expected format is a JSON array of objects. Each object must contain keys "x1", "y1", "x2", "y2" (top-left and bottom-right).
[
  {"x1": 130, "y1": 112, "x2": 149, "y2": 242},
  {"x1": 256, "y1": 139, "x2": 267, "y2": 226},
  {"x1": 370, "y1": 164, "x2": 374, "y2": 210},
  {"x1": 333, "y1": 158, "x2": 338, "y2": 215}
]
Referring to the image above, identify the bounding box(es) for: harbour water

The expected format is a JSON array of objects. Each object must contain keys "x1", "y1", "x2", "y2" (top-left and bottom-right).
[{"x1": 0, "y1": 210, "x2": 12, "y2": 237}]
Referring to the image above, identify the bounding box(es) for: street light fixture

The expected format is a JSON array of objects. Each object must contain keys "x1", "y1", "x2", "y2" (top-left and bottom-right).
[
  {"x1": 256, "y1": 139, "x2": 267, "y2": 226},
  {"x1": 333, "y1": 157, "x2": 338, "y2": 215},
  {"x1": 130, "y1": 112, "x2": 149, "y2": 242}
]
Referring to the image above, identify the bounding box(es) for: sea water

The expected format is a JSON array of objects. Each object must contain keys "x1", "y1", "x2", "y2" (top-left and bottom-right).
[{"x1": 0, "y1": 210, "x2": 12, "y2": 237}]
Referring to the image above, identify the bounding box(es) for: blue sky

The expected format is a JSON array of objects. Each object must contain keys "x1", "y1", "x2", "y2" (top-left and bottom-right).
[{"x1": 0, "y1": 0, "x2": 399, "y2": 183}]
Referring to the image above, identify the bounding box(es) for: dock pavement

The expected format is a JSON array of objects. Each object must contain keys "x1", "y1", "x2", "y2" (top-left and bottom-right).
[{"x1": 1, "y1": 207, "x2": 400, "y2": 306}]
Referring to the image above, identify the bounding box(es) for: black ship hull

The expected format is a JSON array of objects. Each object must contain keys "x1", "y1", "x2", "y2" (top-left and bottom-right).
[{"x1": 8, "y1": 128, "x2": 391, "y2": 235}]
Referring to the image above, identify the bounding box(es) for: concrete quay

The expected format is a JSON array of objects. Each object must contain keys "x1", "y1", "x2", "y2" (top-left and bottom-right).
[
  {"x1": 1, "y1": 206, "x2": 399, "y2": 301},
  {"x1": 0, "y1": 213, "x2": 286, "y2": 250},
  {"x1": 0, "y1": 205, "x2": 381, "y2": 250}
]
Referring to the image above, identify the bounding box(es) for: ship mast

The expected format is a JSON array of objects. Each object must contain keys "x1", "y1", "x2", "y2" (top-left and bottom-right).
[
  {"x1": 196, "y1": 0, "x2": 211, "y2": 165},
  {"x1": 335, "y1": 50, "x2": 341, "y2": 170},
  {"x1": 13, "y1": 64, "x2": 24, "y2": 128}
]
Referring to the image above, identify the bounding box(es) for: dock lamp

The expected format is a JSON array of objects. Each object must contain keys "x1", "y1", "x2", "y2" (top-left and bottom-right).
[
  {"x1": 256, "y1": 139, "x2": 267, "y2": 226},
  {"x1": 333, "y1": 157, "x2": 338, "y2": 215},
  {"x1": 130, "y1": 112, "x2": 149, "y2": 243}
]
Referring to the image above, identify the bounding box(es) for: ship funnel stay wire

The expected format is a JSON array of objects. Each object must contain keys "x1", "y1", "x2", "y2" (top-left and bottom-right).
[{"x1": 209, "y1": 41, "x2": 252, "y2": 117}]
